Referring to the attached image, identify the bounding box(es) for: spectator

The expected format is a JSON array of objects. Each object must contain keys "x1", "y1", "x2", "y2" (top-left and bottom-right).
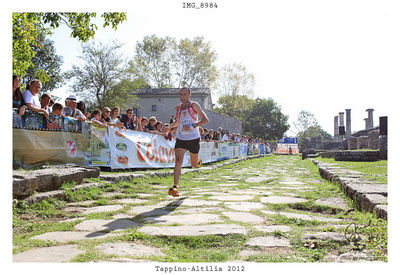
[
  {"x1": 51, "y1": 103, "x2": 64, "y2": 116},
  {"x1": 206, "y1": 129, "x2": 214, "y2": 141},
  {"x1": 222, "y1": 131, "x2": 229, "y2": 141},
  {"x1": 140, "y1": 117, "x2": 149, "y2": 132},
  {"x1": 145, "y1": 116, "x2": 157, "y2": 132},
  {"x1": 63, "y1": 95, "x2": 86, "y2": 121},
  {"x1": 23, "y1": 79, "x2": 49, "y2": 118},
  {"x1": 212, "y1": 130, "x2": 220, "y2": 141},
  {"x1": 12, "y1": 75, "x2": 25, "y2": 116},
  {"x1": 90, "y1": 109, "x2": 107, "y2": 127},
  {"x1": 101, "y1": 107, "x2": 111, "y2": 124},
  {"x1": 234, "y1": 133, "x2": 241, "y2": 142},
  {"x1": 154, "y1": 121, "x2": 163, "y2": 133},
  {"x1": 170, "y1": 114, "x2": 175, "y2": 124},
  {"x1": 109, "y1": 107, "x2": 126, "y2": 129},
  {"x1": 77, "y1": 101, "x2": 91, "y2": 119},
  {"x1": 163, "y1": 123, "x2": 173, "y2": 140},
  {"x1": 199, "y1": 127, "x2": 205, "y2": 141},
  {"x1": 40, "y1": 93, "x2": 53, "y2": 112},
  {"x1": 120, "y1": 108, "x2": 137, "y2": 130}
]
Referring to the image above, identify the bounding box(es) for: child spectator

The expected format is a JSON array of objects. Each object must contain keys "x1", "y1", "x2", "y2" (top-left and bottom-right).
[
  {"x1": 77, "y1": 101, "x2": 91, "y2": 119},
  {"x1": 51, "y1": 103, "x2": 64, "y2": 116},
  {"x1": 90, "y1": 109, "x2": 107, "y2": 127}
]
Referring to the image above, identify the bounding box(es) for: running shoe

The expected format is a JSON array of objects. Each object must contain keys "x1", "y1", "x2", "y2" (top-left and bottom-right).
[{"x1": 168, "y1": 187, "x2": 180, "y2": 197}]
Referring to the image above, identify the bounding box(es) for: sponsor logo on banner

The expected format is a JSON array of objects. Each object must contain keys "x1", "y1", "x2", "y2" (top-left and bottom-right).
[{"x1": 67, "y1": 140, "x2": 76, "y2": 157}]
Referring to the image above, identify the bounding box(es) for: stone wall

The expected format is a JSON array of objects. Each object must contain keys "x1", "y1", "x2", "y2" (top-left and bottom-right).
[
  {"x1": 379, "y1": 135, "x2": 388, "y2": 160},
  {"x1": 334, "y1": 151, "x2": 379, "y2": 162},
  {"x1": 368, "y1": 130, "x2": 380, "y2": 149}
]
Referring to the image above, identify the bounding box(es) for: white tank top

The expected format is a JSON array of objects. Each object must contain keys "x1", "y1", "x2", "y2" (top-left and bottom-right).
[{"x1": 176, "y1": 101, "x2": 201, "y2": 140}]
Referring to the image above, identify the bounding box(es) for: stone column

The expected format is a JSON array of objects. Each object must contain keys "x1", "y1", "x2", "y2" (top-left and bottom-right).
[
  {"x1": 364, "y1": 118, "x2": 369, "y2": 130},
  {"x1": 366, "y1": 108, "x2": 374, "y2": 129},
  {"x1": 345, "y1": 109, "x2": 351, "y2": 139},
  {"x1": 339, "y1": 112, "x2": 344, "y2": 127},
  {"x1": 334, "y1": 116, "x2": 339, "y2": 141},
  {"x1": 338, "y1": 112, "x2": 345, "y2": 139}
]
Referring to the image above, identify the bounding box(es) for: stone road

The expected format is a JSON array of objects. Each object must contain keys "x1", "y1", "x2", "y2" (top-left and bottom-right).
[{"x1": 13, "y1": 155, "x2": 386, "y2": 263}]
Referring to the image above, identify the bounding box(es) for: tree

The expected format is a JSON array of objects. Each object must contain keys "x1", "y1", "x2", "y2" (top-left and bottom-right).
[
  {"x1": 131, "y1": 35, "x2": 175, "y2": 88},
  {"x1": 22, "y1": 34, "x2": 64, "y2": 93},
  {"x1": 215, "y1": 63, "x2": 255, "y2": 98},
  {"x1": 13, "y1": 12, "x2": 127, "y2": 83},
  {"x1": 173, "y1": 37, "x2": 218, "y2": 87},
  {"x1": 242, "y1": 98, "x2": 290, "y2": 141},
  {"x1": 130, "y1": 35, "x2": 218, "y2": 88},
  {"x1": 213, "y1": 94, "x2": 255, "y2": 119},
  {"x1": 66, "y1": 42, "x2": 147, "y2": 109},
  {"x1": 294, "y1": 110, "x2": 333, "y2": 144},
  {"x1": 213, "y1": 63, "x2": 255, "y2": 118}
]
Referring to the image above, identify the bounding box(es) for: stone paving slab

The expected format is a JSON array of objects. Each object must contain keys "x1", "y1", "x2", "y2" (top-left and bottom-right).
[
  {"x1": 127, "y1": 205, "x2": 176, "y2": 217},
  {"x1": 95, "y1": 242, "x2": 165, "y2": 257},
  {"x1": 259, "y1": 196, "x2": 308, "y2": 204},
  {"x1": 13, "y1": 244, "x2": 84, "y2": 262},
  {"x1": 101, "y1": 192, "x2": 126, "y2": 198},
  {"x1": 178, "y1": 207, "x2": 225, "y2": 214},
  {"x1": 261, "y1": 210, "x2": 343, "y2": 222},
  {"x1": 224, "y1": 201, "x2": 265, "y2": 211},
  {"x1": 229, "y1": 190, "x2": 273, "y2": 196},
  {"x1": 253, "y1": 225, "x2": 291, "y2": 233},
  {"x1": 113, "y1": 198, "x2": 148, "y2": 204},
  {"x1": 31, "y1": 231, "x2": 119, "y2": 242},
  {"x1": 138, "y1": 224, "x2": 247, "y2": 236},
  {"x1": 140, "y1": 213, "x2": 222, "y2": 225},
  {"x1": 208, "y1": 195, "x2": 254, "y2": 201},
  {"x1": 222, "y1": 211, "x2": 264, "y2": 223},
  {"x1": 75, "y1": 219, "x2": 141, "y2": 231},
  {"x1": 245, "y1": 236, "x2": 291, "y2": 248},
  {"x1": 170, "y1": 198, "x2": 221, "y2": 207},
  {"x1": 279, "y1": 181, "x2": 307, "y2": 185},
  {"x1": 302, "y1": 232, "x2": 348, "y2": 243},
  {"x1": 314, "y1": 197, "x2": 350, "y2": 210},
  {"x1": 245, "y1": 176, "x2": 273, "y2": 183},
  {"x1": 81, "y1": 204, "x2": 125, "y2": 215}
]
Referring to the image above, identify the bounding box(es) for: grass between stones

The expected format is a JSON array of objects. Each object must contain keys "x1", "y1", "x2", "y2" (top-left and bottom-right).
[{"x1": 12, "y1": 155, "x2": 387, "y2": 262}]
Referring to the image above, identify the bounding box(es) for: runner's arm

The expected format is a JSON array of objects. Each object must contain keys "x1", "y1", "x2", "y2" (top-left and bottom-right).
[{"x1": 192, "y1": 102, "x2": 209, "y2": 128}]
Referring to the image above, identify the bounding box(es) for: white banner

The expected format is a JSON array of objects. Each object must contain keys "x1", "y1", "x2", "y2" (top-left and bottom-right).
[{"x1": 106, "y1": 127, "x2": 255, "y2": 169}]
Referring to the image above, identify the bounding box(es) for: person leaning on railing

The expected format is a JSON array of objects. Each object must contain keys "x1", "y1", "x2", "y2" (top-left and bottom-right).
[
  {"x1": 22, "y1": 79, "x2": 49, "y2": 118},
  {"x1": 63, "y1": 95, "x2": 86, "y2": 121},
  {"x1": 12, "y1": 75, "x2": 26, "y2": 116}
]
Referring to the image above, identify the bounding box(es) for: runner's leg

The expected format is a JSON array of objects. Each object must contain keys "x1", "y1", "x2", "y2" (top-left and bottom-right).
[
  {"x1": 174, "y1": 148, "x2": 186, "y2": 188},
  {"x1": 190, "y1": 152, "x2": 199, "y2": 168}
]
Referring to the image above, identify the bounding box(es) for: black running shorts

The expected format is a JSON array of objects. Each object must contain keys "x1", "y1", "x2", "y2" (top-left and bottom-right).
[{"x1": 174, "y1": 138, "x2": 200, "y2": 154}]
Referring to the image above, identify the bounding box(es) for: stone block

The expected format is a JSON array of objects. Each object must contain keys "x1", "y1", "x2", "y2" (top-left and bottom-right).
[
  {"x1": 348, "y1": 137, "x2": 358, "y2": 150},
  {"x1": 379, "y1": 135, "x2": 387, "y2": 160},
  {"x1": 367, "y1": 130, "x2": 380, "y2": 149},
  {"x1": 357, "y1": 136, "x2": 369, "y2": 149},
  {"x1": 13, "y1": 166, "x2": 100, "y2": 199}
]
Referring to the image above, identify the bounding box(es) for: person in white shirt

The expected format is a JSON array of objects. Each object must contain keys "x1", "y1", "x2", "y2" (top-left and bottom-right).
[
  {"x1": 168, "y1": 87, "x2": 209, "y2": 197},
  {"x1": 22, "y1": 79, "x2": 49, "y2": 118}
]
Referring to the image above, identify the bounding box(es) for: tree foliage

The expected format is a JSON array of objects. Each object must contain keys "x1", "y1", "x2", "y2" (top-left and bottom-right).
[
  {"x1": 213, "y1": 95, "x2": 255, "y2": 119},
  {"x1": 215, "y1": 63, "x2": 255, "y2": 98},
  {"x1": 294, "y1": 110, "x2": 333, "y2": 144},
  {"x1": 66, "y1": 42, "x2": 147, "y2": 110},
  {"x1": 130, "y1": 35, "x2": 218, "y2": 88},
  {"x1": 22, "y1": 34, "x2": 64, "y2": 93},
  {"x1": 242, "y1": 98, "x2": 290, "y2": 141},
  {"x1": 12, "y1": 12, "x2": 127, "y2": 85}
]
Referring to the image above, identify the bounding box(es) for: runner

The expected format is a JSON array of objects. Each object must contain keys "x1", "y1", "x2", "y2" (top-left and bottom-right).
[{"x1": 168, "y1": 87, "x2": 209, "y2": 197}]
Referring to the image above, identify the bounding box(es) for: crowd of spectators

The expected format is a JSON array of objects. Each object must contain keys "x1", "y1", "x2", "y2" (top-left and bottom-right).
[{"x1": 12, "y1": 75, "x2": 272, "y2": 150}]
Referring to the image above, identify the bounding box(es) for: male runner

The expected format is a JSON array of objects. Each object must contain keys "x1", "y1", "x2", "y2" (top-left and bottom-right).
[{"x1": 168, "y1": 87, "x2": 209, "y2": 196}]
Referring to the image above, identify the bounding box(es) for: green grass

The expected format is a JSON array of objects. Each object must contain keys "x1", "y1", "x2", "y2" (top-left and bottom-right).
[{"x1": 315, "y1": 157, "x2": 387, "y2": 184}]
